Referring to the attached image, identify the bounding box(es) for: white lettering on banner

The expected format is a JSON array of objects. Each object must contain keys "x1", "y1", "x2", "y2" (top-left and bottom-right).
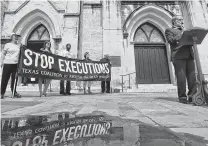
[
  {"x1": 23, "y1": 49, "x2": 32, "y2": 66},
  {"x1": 76, "y1": 62, "x2": 82, "y2": 74},
  {"x1": 71, "y1": 61, "x2": 77, "y2": 73},
  {"x1": 99, "y1": 64, "x2": 106, "y2": 73},
  {"x1": 81, "y1": 63, "x2": 88, "y2": 74},
  {"x1": 48, "y1": 56, "x2": 54, "y2": 69},
  {"x1": 41, "y1": 71, "x2": 62, "y2": 77},
  {"x1": 67, "y1": 126, "x2": 75, "y2": 141},
  {"x1": 23, "y1": 49, "x2": 54, "y2": 69},
  {"x1": 87, "y1": 63, "x2": 92, "y2": 74},
  {"x1": 60, "y1": 128, "x2": 69, "y2": 143},
  {"x1": 95, "y1": 63, "x2": 101, "y2": 74},
  {"x1": 33, "y1": 52, "x2": 40, "y2": 67},
  {"x1": 74, "y1": 125, "x2": 81, "y2": 139},
  {"x1": 41, "y1": 54, "x2": 48, "y2": 69},
  {"x1": 53, "y1": 129, "x2": 62, "y2": 145},
  {"x1": 35, "y1": 123, "x2": 59, "y2": 134},
  {"x1": 52, "y1": 122, "x2": 111, "y2": 145},
  {"x1": 58, "y1": 59, "x2": 65, "y2": 72},
  {"x1": 32, "y1": 136, "x2": 42, "y2": 146},
  {"x1": 92, "y1": 63, "x2": 96, "y2": 73},
  {"x1": 105, "y1": 63, "x2": 110, "y2": 73},
  {"x1": 65, "y1": 60, "x2": 72, "y2": 72}
]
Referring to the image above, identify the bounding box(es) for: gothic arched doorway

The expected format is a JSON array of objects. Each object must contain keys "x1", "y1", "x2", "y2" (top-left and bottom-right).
[
  {"x1": 27, "y1": 24, "x2": 50, "y2": 51},
  {"x1": 23, "y1": 24, "x2": 50, "y2": 84},
  {"x1": 134, "y1": 23, "x2": 170, "y2": 84}
]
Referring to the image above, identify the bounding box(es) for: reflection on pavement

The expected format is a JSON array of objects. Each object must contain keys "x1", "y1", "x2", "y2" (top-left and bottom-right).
[{"x1": 1, "y1": 112, "x2": 207, "y2": 146}]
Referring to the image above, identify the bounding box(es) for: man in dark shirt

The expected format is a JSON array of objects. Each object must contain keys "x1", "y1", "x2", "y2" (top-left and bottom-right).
[
  {"x1": 100, "y1": 54, "x2": 111, "y2": 93},
  {"x1": 165, "y1": 15, "x2": 196, "y2": 104}
]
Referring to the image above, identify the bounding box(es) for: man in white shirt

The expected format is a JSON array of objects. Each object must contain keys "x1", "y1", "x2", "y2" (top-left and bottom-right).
[
  {"x1": 59, "y1": 43, "x2": 75, "y2": 95},
  {"x1": 1, "y1": 32, "x2": 22, "y2": 99}
]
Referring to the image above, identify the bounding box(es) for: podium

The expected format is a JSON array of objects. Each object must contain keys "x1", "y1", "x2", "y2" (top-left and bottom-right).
[{"x1": 179, "y1": 27, "x2": 208, "y2": 106}]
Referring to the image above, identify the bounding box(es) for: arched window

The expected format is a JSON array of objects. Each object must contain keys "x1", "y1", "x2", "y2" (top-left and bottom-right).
[
  {"x1": 28, "y1": 24, "x2": 50, "y2": 41},
  {"x1": 134, "y1": 23, "x2": 165, "y2": 43}
]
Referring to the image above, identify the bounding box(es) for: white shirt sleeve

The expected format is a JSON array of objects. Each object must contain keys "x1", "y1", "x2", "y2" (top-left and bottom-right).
[{"x1": 3, "y1": 43, "x2": 9, "y2": 52}]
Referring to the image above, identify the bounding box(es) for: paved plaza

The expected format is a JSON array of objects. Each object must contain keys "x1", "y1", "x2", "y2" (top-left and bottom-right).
[{"x1": 1, "y1": 92, "x2": 208, "y2": 145}]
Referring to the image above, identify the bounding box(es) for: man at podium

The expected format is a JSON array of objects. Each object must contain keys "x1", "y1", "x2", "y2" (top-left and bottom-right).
[{"x1": 165, "y1": 15, "x2": 196, "y2": 104}]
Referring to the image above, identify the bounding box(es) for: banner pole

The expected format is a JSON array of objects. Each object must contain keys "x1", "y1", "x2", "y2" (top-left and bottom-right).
[{"x1": 12, "y1": 45, "x2": 23, "y2": 98}]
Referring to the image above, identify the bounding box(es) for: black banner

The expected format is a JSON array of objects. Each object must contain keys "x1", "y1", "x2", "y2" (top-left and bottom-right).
[{"x1": 18, "y1": 48, "x2": 111, "y2": 81}]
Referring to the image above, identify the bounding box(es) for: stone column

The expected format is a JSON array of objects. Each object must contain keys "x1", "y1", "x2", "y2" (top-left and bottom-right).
[{"x1": 103, "y1": 1, "x2": 123, "y2": 87}]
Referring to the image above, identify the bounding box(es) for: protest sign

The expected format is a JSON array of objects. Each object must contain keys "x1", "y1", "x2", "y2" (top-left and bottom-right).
[{"x1": 18, "y1": 48, "x2": 111, "y2": 81}]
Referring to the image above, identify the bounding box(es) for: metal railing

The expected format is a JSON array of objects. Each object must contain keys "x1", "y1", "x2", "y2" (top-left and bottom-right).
[
  {"x1": 119, "y1": 72, "x2": 208, "y2": 93},
  {"x1": 120, "y1": 72, "x2": 136, "y2": 92}
]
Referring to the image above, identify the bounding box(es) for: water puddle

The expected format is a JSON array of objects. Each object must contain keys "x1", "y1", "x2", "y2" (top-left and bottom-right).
[{"x1": 1, "y1": 112, "x2": 207, "y2": 146}]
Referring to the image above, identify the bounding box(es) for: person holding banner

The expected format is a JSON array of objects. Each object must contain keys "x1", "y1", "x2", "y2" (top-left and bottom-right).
[
  {"x1": 100, "y1": 54, "x2": 111, "y2": 93},
  {"x1": 1, "y1": 32, "x2": 22, "y2": 99},
  {"x1": 165, "y1": 15, "x2": 196, "y2": 104},
  {"x1": 59, "y1": 43, "x2": 75, "y2": 95},
  {"x1": 83, "y1": 52, "x2": 92, "y2": 94},
  {"x1": 38, "y1": 41, "x2": 52, "y2": 97}
]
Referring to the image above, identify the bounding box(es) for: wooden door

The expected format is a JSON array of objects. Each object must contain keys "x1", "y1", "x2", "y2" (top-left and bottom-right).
[
  {"x1": 22, "y1": 24, "x2": 50, "y2": 84},
  {"x1": 134, "y1": 45, "x2": 170, "y2": 84}
]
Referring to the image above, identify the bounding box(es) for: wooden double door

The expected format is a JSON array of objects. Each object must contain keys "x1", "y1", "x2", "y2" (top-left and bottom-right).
[{"x1": 134, "y1": 44, "x2": 170, "y2": 84}]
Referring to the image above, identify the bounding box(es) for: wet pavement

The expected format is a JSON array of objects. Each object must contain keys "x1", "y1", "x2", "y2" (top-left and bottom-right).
[
  {"x1": 1, "y1": 92, "x2": 208, "y2": 146},
  {"x1": 1, "y1": 111, "x2": 208, "y2": 146}
]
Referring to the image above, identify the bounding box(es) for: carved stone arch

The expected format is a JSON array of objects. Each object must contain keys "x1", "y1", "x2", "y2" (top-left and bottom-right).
[
  {"x1": 12, "y1": 9, "x2": 60, "y2": 53},
  {"x1": 123, "y1": 5, "x2": 173, "y2": 41}
]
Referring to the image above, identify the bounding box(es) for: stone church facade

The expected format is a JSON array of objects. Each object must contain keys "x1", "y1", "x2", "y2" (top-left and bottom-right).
[{"x1": 1, "y1": 0, "x2": 208, "y2": 92}]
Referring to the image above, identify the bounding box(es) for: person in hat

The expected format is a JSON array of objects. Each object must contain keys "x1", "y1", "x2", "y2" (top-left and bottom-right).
[
  {"x1": 83, "y1": 52, "x2": 92, "y2": 94},
  {"x1": 1, "y1": 32, "x2": 22, "y2": 99},
  {"x1": 59, "y1": 43, "x2": 75, "y2": 95},
  {"x1": 165, "y1": 15, "x2": 196, "y2": 104},
  {"x1": 100, "y1": 54, "x2": 111, "y2": 93}
]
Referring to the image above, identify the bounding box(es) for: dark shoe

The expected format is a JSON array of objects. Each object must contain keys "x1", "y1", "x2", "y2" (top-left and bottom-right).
[
  {"x1": 188, "y1": 97, "x2": 193, "y2": 103},
  {"x1": 66, "y1": 92, "x2": 71, "y2": 95},
  {"x1": 178, "y1": 97, "x2": 187, "y2": 104},
  {"x1": 84, "y1": 88, "x2": 87, "y2": 94},
  {"x1": 1, "y1": 94, "x2": 4, "y2": 99},
  {"x1": 106, "y1": 91, "x2": 110, "y2": 93},
  {"x1": 14, "y1": 93, "x2": 21, "y2": 98},
  {"x1": 88, "y1": 87, "x2": 92, "y2": 94},
  {"x1": 42, "y1": 93, "x2": 47, "y2": 97},
  {"x1": 60, "y1": 92, "x2": 66, "y2": 95}
]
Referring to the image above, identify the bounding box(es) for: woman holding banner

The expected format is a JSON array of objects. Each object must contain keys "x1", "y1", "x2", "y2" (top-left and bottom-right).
[
  {"x1": 1, "y1": 32, "x2": 22, "y2": 99},
  {"x1": 83, "y1": 52, "x2": 92, "y2": 94},
  {"x1": 38, "y1": 41, "x2": 52, "y2": 97}
]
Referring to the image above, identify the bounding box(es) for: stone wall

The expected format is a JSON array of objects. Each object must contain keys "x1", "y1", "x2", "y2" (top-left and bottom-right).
[
  {"x1": 82, "y1": 5, "x2": 103, "y2": 61},
  {"x1": 1, "y1": 0, "x2": 9, "y2": 28}
]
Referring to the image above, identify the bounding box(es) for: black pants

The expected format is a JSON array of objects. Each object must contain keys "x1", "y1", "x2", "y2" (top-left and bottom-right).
[
  {"x1": 173, "y1": 59, "x2": 196, "y2": 98},
  {"x1": 1, "y1": 64, "x2": 18, "y2": 95},
  {"x1": 60, "y1": 80, "x2": 71, "y2": 93},
  {"x1": 101, "y1": 81, "x2": 110, "y2": 93}
]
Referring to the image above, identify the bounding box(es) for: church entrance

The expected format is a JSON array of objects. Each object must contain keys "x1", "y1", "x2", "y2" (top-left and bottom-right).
[
  {"x1": 22, "y1": 24, "x2": 50, "y2": 84},
  {"x1": 134, "y1": 23, "x2": 170, "y2": 84}
]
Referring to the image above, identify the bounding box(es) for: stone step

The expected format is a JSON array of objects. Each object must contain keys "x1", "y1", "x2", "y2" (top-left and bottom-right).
[{"x1": 127, "y1": 84, "x2": 177, "y2": 93}]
